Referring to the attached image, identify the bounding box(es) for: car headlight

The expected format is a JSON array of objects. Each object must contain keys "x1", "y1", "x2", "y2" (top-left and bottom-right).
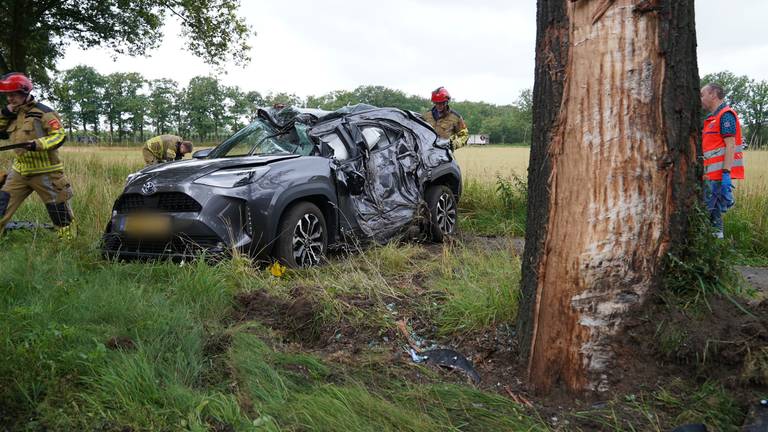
[{"x1": 194, "y1": 166, "x2": 270, "y2": 188}]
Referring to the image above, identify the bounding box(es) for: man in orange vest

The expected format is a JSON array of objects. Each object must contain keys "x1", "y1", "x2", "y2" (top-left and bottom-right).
[{"x1": 700, "y1": 83, "x2": 745, "y2": 239}]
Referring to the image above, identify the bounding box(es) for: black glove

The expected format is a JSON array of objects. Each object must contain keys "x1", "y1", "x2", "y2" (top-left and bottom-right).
[
  {"x1": 22, "y1": 140, "x2": 37, "y2": 151},
  {"x1": 1, "y1": 106, "x2": 16, "y2": 118}
]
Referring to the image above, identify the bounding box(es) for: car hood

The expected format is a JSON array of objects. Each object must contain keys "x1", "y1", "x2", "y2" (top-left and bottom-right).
[{"x1": 125, "y1": 154, "x2": 300, "y2": 188}]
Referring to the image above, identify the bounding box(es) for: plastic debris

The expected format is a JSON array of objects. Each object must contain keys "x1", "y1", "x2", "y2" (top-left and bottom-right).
[
  {"x1": 408, "y1": 348, "x2": 428, "y2": 363},
  {"x1": 397, "y1": 319, "x2": 478, "y2": 383},
  {"x1": 408, "y1": 347, "x2": 481, "y2": 384},
  {"x1": 396, "y1": 319, "x2": 437, "y2": 351},
  {"x1": 4, "y1": 221, "x2": 54, "y2": 231}
]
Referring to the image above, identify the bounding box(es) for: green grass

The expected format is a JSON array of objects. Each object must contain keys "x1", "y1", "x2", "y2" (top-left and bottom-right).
[
  {"x1": 432, "y1": 242, "x2": 521, "y2": 335},
  {"x1": 724, "y1": 184, "x2": 768, "y2": 265},
  {"x1": 573, "y1": 379, "x2": 743, "y2": 432},
  {"x1": 1, "y1": 148, "x2": 764, "y2": 430},
  {"x1": 459, "y1": 176, "x2": 527, "y2": 237}
]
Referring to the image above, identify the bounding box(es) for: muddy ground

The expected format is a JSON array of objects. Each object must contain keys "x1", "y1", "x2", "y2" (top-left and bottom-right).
[{"x1": 228, "y1": 235, "x2": 768, "y2": 431}]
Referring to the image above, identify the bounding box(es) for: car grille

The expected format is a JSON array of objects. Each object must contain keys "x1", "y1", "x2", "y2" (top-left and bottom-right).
[
  {"x1": 115, "y1": 193, "x2": 202, "y2": 213},
  {"x1": 102, "y1": 234, "x2": 223, "y2": 258}
]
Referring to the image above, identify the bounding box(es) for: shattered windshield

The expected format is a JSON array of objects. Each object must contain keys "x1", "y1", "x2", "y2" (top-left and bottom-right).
[{"x1": 208, "y1": 120, "x2": 316, "y2": 158}]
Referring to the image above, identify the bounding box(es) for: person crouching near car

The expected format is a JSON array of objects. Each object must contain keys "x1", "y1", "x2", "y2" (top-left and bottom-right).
[
  {"x1": 142, "y1": 135, "x2": 193, "y2": 166},
  {"x1": 423, "y1": 86, "x2": 469, "y2": 150},
  {"x1": 700, "y1": 83, "x2": 746, "y2": 239},
  {"x1": 0, "y1": 72, "x2": 74, "y2": 239}
]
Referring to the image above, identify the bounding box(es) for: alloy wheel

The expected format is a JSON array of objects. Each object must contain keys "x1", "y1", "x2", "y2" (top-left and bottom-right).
[
  {"x1": 436, "y1": 192, "x2": 457, "y2": 235},
  {"x1": 292, "y1": 213, "x2": 324, "y2": 267}
]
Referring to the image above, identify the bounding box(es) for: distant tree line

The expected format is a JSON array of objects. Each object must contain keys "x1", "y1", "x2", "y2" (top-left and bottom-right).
[
  {"x1": 43, "y1": 65, "x2": 533, "y2": 145},
  {"x1": 702, "y1": 71, "x2": 768, "y2": 149}
]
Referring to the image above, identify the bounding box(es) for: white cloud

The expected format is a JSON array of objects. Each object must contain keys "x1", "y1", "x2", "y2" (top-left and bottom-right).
[{"x1": 56, "y1": 0, "x2": 768, "y2": 105}]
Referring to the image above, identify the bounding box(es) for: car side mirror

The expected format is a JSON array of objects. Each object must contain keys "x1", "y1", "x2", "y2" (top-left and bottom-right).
[
  {"x1": 192, "y1": 148, "x2": 212, "y2": 159},
  {"x1": 434, "y1": 138, "x2": 452, "y2": 150}
]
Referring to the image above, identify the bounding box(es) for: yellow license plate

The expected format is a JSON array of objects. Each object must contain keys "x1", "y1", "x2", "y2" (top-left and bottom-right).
[{"x1": 124, "y1": 214, "x2": 171, "y2": 237}]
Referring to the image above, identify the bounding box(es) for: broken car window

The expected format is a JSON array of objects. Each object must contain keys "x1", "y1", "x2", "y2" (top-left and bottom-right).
[
  {"x1": 210, "y1": 120, "x2": 315, "y2": 158},
  {"x1": 320, "y1": 133, "x2": 349, "y2": 161}
]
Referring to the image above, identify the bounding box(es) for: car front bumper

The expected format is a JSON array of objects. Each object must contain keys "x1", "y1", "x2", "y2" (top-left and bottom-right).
[{"x1": 101, "y1": 190, "x2": 255, "y2": 260}]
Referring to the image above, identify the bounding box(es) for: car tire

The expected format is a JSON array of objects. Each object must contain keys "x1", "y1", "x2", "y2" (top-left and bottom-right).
[
  {"x1": 274, "y1": 201, "x2": 327, "y2": 268},
  {"x1": 426, "y1": 185, "x2": 457, "y2": 242}
]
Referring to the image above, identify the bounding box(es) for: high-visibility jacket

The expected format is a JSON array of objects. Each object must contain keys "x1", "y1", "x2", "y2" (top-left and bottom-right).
[
  {"x1": 0, "y1": 99, "x2": 67, "y2": 176},
  {"x1": 702, "y1": 105, "x2": 745, "y2": 181}
]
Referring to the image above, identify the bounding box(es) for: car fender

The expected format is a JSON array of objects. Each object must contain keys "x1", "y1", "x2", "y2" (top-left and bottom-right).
[
  {"x1": 267, "y1": 183, "x2": 338, "y2": 242},
  {"x1": 425, "y1": 163, "x2": 463, "y2": 198},
  {"x1": 247, "y1": 158, "x2": 339, "y2": 252}
]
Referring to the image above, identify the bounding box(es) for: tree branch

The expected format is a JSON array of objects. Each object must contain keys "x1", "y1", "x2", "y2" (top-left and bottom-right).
[{"x1": 158, "y1": 0, "x2": 191, "y2": 25}]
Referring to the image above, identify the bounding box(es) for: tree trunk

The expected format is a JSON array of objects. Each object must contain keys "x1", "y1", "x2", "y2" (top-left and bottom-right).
[
  {"x1": 518, "y1": 0, "x2": 701, "y2": 394},
  {"x1": 9, "y1": 0, "x2": 29, "y2": 73},
  {"x1": 0, "y1": 52, "x2": 9, "y2": 75}
]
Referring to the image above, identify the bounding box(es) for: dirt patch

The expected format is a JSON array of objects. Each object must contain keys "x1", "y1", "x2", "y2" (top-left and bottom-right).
[
  {"x1": 623, "y1": 295, "x2": 768, "y2": 384},
  {"x1": 203, "y1": 332, "x2": 233, "y2": 358},
  {"x1": 233, "y1": 288, "x2": 326, "y2": 345},
  {"x1": 105, "y1": 336, "x2": 136, "y2": 351}
]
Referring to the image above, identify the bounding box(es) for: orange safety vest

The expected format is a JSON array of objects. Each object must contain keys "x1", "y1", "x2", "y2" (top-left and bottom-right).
[{"x1": 702, "y1": 106, "x2": 745, "y2": 181}]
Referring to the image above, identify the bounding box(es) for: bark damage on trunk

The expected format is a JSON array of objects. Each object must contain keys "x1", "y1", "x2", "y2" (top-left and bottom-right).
[{"x1": 519, "y1": 0, "x2": 699, "y2": 394}]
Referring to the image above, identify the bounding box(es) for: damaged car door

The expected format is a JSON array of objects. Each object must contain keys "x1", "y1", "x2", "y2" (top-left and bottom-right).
[{"x1": 329, "y1": 120, "x2": 422, "y2": 242}]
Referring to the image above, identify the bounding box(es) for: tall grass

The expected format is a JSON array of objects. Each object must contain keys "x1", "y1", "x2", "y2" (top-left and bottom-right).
[
  {"x1": 459, "y1": 176, "x2": 527, "y2": 236},
  {"x1": 725, "y1": 183, "x2": 768, "y2": 265},
  {"x1": 433, "y1": 242, "x2": 522, "y2": 335}
]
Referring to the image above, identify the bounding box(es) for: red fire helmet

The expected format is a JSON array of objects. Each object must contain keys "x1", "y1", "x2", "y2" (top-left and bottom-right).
[
  {"x1": 431, "y1": 87, "x2": 451, "y2": 103},
  {"x1": 0, "y1": 73, "x2": 33, "y2": 94}
]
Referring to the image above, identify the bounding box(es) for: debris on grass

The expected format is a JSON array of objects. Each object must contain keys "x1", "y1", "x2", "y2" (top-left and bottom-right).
[
  {"x1": 742, "y1": 399, "x2": 768, "y2": 431},
  {"x1": 407, "y1": 348, "x2": 481, "y2": 385},
  {"x1": 4, "y1": 221, "x2": 54, "y2": 231}
]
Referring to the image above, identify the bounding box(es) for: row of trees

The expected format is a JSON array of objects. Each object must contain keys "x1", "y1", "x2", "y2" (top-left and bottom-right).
[
  {"x1": 45, "y1": 66, "x2": 533, "y2": 145},
  {"x1": 702, "y1": 71, "x2": 768, "y2": 149}
]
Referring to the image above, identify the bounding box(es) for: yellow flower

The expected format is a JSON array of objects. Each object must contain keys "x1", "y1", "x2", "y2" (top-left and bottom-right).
[{"x1": 269, "y1": 262, "x2": 287, "y2": 277}]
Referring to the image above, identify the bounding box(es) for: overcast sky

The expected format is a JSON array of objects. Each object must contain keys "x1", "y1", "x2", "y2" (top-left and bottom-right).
[{"x1": 57, "y1": 0, "x2": 768, "y2": 106}]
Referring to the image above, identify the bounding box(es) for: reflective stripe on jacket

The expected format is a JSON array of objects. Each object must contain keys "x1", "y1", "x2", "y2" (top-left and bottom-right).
[
  {"x1": 702, "y1": 106, "x2": 745, "y2": 181},
  {"x1": 0, "y1": 100, "x2": 67, "y2": 176}
]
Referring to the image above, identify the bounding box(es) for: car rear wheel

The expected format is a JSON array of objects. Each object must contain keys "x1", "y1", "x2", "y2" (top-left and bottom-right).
[
  {"x1": 274, "y1": 202, "x2": 327, "y2": 268},
  {"x1": 426, "y1": 185, "x2": 457, "y2": 242}
]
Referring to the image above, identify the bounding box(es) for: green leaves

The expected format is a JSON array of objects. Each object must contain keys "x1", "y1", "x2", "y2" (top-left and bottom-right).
[{"x1": 0, "y1": 0, "x2": 253, "y2": 84}]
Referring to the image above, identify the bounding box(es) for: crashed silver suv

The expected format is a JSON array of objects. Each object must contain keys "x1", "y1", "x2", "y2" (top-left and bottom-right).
[{"x1": 102, "y1": 104, "x2": 462, "y2": 267}]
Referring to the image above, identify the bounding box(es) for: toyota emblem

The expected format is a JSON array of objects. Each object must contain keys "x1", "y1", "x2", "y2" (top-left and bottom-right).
[{"x1": 141, "y1": 181, "x2": 157, "y2": 195}]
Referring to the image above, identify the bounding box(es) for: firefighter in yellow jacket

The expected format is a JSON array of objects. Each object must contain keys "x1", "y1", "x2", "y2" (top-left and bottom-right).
[
  {"x1": 0, "y1": 73, "x2": 73, "y2": 236},
  {"x1": 423, "y1": 87, "x2": 469, "y2": 150},
  {"x1": 143, "y1": 134, "x2": 193, "y2": 165}
]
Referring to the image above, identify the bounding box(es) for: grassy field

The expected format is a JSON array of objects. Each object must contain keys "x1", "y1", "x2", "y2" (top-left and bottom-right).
[{"x1": 0, "y1": 146, "x2": 765, "y2": 431}]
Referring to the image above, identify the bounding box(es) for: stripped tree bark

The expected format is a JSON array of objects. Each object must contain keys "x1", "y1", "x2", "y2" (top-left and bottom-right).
[{"x1": 518, "y1": 0, "x2": 701, "y2": 393}]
